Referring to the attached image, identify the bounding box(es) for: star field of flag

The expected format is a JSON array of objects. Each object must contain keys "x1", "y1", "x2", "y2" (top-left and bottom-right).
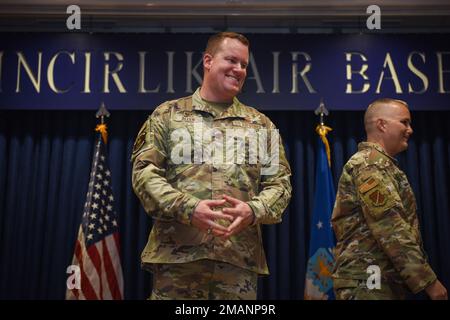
[{"x1": 82, "y1": 152, "x2": 119, "y2": 247}]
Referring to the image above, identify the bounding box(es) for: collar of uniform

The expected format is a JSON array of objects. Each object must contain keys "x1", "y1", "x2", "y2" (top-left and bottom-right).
[
  {"x1": 215, "y1": 98, "x2": 249, "y2": 121},
  {"x1": 192, "y1": 88, "x2": 217, "y2": 116},
  {"x1": 358, "y1": 141, "x2": 398, "y2": 165},
  {"x1": 192, "y1": 87, "x2": 248, "y2": 120}
]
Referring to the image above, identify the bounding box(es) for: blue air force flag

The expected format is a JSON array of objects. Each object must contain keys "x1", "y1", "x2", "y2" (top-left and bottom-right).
[{"x1": 304, "y1": 125, "x2": 336, "y2": 300}]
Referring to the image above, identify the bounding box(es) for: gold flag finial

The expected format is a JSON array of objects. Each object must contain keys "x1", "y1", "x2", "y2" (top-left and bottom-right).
[
  {"x1": 95, "y1": 102, "x2": 110, "y2": 143},
  {"x1": 314, "y1": 98, "x2": 332, "y2": 166}
]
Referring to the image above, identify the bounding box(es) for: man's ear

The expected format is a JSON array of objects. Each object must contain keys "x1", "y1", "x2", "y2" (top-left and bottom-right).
[
  {"x1": 376, "y1": 118, "x2": 386, "y2": 132},
  {"x1": 203, "y1": 53, "x2": 213, "y2": 71}
]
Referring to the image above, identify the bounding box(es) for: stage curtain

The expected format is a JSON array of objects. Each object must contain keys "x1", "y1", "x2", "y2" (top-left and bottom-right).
[{"x1": 1, "y1": 110, "x2": 449, "y2": 299}]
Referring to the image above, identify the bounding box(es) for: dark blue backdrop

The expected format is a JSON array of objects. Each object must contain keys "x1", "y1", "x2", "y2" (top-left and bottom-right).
[{"x1": 0, "y1": 109, "x2": 449, "y2": 299}]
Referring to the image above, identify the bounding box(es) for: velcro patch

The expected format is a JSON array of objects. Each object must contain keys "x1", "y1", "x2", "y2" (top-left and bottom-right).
[
  {"x1": 360, "y1": 184, "x2": 396, "y2": 220},
  {"x1": 358, "y1": 177, "x2": 379, "y2": 194},
  {"x1": 368, "y1": 189, "x2": 387, "y2": 207},
  {"x1": 133, "y1": 129, "x2": 146, "y2": 152},
  {"x1": 131, "y1": 119, "x2": 153, "y2": 162},
  {"x1": 357, "y1": 172, "x2": 398, "y2": 220}
]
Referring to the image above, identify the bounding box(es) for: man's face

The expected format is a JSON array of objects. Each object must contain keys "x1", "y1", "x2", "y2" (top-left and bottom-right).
[
  {"x1": 203, "y1": 38, "x2": 249, "y2": 101},
  {"x1": 383, "y1": 103, "x2": 413, "y2": 156}
]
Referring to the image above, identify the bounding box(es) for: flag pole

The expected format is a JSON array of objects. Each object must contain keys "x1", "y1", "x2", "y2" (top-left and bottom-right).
[
  {"x1": 314, "y1": 98, "x2": 328, "y2": 126},
  {"x1": 314, "y1": 98, "x2": 332, "y2": 167},
  {"x1": 95, "y1": 102, "x2": 110, "y2": 144},
  {"x1": 96, "y1": 101, "x2": 110, "y2": 124}
]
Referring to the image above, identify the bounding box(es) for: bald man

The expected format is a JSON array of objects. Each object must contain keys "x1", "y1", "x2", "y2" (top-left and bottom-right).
[{"x1": 331, "y1": 98, "x2": 447, "y2": 300}]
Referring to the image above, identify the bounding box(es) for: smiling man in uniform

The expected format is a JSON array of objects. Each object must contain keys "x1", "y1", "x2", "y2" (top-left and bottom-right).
[{"x1": 131, "y1": 32, "x2": 292, "y2": 300}]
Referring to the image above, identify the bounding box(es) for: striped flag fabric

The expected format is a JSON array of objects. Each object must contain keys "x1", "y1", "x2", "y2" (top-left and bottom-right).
[{"x1": 66, "y1": 127, "x2": 124, "y2": 300}]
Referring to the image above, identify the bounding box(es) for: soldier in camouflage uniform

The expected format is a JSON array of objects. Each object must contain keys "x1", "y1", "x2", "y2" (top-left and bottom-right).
[
  {"x1": 332, "y1": 98, "x2": 447, "y2": 300},
  {"x1": 131, "y1": 32, "x2": 292, "y2": 300}
]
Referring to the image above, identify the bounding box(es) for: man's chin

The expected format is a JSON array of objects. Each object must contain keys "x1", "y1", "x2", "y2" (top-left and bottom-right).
[
  {"x1": 401, "y1": 142, "x2": 409, "y2": 151},
  {"x1": 224, "y1": 87, "x2": 240, "y2": 96}
]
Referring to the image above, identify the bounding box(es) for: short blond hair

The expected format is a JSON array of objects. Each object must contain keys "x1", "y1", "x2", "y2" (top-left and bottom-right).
[
  {"x1": 364, "y1": 98, "x2": 409, "y2": 128},
  {"x1": 205, "y1": 32, "x2": 249, "y2": 56}
]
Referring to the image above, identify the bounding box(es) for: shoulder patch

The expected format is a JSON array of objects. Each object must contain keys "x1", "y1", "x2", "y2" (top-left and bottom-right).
[
  {"x1": 356, "y1": 169, "x2": 399, "y2": 220},
  {"x1": 359, "y1": 181, "x2": 396, "y2": 220},
  {"x1": 131, "y1": 121, "x2": 150, "y2": 162},
  {"x1": 367, "y1": 189, "x2": 387, "y2": 207},
  {"x1": 358, "y1": 177, "x2": 379, "y2": 194},
  {"x1": 133, "y1": 127, "x2": 147, "y2": 152}
]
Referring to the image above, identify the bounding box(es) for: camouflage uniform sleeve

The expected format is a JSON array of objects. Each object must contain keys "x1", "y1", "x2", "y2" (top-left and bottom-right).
[
  {"x1": 356, "y1": 167, "x2": 437, "y2": 293},
  {"x1": 131, "y1": 104, "x2": 200, "y2": 226},
  {"x1": 247, "y1": 120, "x2": 292, "y2": 225}
]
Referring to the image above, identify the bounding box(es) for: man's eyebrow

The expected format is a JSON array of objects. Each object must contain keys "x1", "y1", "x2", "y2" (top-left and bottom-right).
[
  {"x1": 225, "y1": 55, "x2": 249, "y2": 65},
  {"x1": 226, "y1": 55, "x2": 247, "y2": 61}
]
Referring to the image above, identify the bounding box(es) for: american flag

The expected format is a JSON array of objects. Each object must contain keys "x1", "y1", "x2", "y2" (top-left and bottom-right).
[{"x1": 66, "y1": 132, "x2": 124, "y2": 300}]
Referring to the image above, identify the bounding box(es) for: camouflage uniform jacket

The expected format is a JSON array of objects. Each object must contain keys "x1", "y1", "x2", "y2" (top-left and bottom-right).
[
  {"x1": 332, "y1": 142, "x2": 436, "y2": 293},
  {"x1": 131, "y1": 88, "x2": 292, "y2": 275}
]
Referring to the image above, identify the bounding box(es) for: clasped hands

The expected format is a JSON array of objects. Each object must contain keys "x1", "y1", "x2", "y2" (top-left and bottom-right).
[{"x1": 191, "y1": 195, "x2": 255, "y2": 239}]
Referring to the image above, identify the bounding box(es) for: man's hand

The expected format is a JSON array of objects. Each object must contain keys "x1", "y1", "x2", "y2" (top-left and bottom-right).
[
  {"x1": 220, "y1": 194, "x2": 255, "y2": 238},
  {"x1": 425, "y1": 279, "x2": 448, "y2": 300},
  {"x1": 191, "y1": 199, "x2": 234, "y2": 235}
]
